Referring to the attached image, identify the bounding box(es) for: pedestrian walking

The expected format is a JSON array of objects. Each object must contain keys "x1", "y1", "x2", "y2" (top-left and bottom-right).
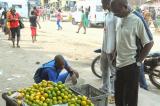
[
  {"x1": 100, "y1": 0, "x2": 117, "y2": 104},
  {"x1": 111, "y1": 0, "x2": 154, "y2": 106},
  {"x1": 29, "y1": 11, "x2": 40, "y2": 43},
  {"x1": 76, "y1": 10, "x2": 87, "y2": 34},
  {"x1": 5, "y1": 9, "x2": 12, "y2": 40},
  {"x1": 8, "y1": 8, "x2": 21, "y2": 48},
  {"x1": 55, "y1": 9, "x2": 63, "y2": 30},
  {"x1": 150, "y1": 7, "x2": 158, "y2": 31}
]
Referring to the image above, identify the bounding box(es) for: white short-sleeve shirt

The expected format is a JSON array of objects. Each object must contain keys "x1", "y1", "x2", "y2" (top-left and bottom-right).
[
  {"x1": 102, "y1": 12, "x2": 117, "y2": 54},
  {"x1": 116, "y1": 12, "x2": 152, "y2": 68}
]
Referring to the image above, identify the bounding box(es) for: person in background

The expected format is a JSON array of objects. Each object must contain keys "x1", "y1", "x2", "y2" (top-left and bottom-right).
[
  {"x1": 150, "y1": 7, "x2": 158, "y2": 31},
  {"x1": 134, "y1": 7, "x2": 150, "y2": 90},
  {"x1": 143, "y1": 9, "x2": 152, "y2": 26},
  {"x1": 1, "y1": 8, "x2": 7, "y2": 32},
  {"x1": 100, "y1": 0, "x2": 117, "y2": 104},
  {"x1": 29, "y1": 11, "x2": 40, "y2": 43},
  {"x1": 6, "y1": 9, "x2": 12, "y2": 40},
  {"x1": 8, "y1": 8, "x2": 21, "y2": 48},
  {"x1": 34, "y1": 55, "x2": 79, "y2": 84},
  {"x1": 111, "y1": 0, "x2": 154, "y2": 106},
  {"x1": 55, "y1": 9, "x2": 63, "y2": 30},
  {"x1": 76, "y1": 10, "x2": 87, "y2": 34}
]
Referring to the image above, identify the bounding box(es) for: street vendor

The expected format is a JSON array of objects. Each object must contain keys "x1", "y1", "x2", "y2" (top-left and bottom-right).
[{"x1": 34, "y1": 55, "x2": 79, "y2": 84}]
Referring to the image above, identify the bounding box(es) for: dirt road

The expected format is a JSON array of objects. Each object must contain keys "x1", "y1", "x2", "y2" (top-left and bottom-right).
[{"x1": 0, "y1": 21, "x2": 160, "y2": 106}]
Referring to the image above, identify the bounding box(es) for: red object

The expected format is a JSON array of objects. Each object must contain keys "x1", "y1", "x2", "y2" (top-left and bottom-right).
[
  {"x1": 8, "y1": 13, "x2": 20, "y2": 28},
  {"x1": 31, "y1": 27, "x2": 37, "y2": 37}
]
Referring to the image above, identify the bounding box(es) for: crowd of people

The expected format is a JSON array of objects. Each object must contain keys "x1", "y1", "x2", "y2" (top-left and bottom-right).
[{"x1": 137, "y1": 5, "x2": 160, "y2": 31}]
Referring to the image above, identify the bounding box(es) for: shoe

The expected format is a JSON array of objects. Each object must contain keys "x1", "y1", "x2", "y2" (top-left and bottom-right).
[
  {"x1": 12, "y1": 45, "x2": 15, "y2": 48},
  {"x1": 76, "y1": 31, "x2": 79, "y2": 33},
  {"x1": 83, "y1": 32, "x2": 86, "y2": 34}
]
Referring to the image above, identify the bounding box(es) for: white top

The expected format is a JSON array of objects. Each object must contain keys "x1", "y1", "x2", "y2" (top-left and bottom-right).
[
  {"x1": 102, "y1": 12, "x2": 117, "y2": 54},
  {"x1": 0, "y1": 8, "x2": 4, "y2": 16},
  {"x1": 116, "y1": 12, "x2": 152, "y2": 68}
]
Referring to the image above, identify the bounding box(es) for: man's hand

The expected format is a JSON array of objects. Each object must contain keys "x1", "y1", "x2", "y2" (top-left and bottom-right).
[{"x1": 73, "y1": 70, "x2": 79, "y2": 78}]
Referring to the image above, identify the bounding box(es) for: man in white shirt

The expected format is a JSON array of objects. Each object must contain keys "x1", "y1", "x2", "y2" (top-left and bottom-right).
[
  {"x1": 111, "y1": 0, "x2": 154, "y2": 106},
  {"x1": 100, "y1": 0, "x2": 117, "y2": 97}
]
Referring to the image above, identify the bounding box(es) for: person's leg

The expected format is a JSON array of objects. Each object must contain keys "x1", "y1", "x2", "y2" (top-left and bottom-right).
[
  {"x1": 76, "y1": 22, "x2": 82, "y2": 33},
  {"x1": 34, "y1": 27, "x2": 37, "y2": 41},
  {"x1": 125, "y1": 63, "x2": 139, "y2": 106},
  {"x1": 139, "y1": 63, "x2": 148, "y2": 90},
  {"x1": 31, "y1": 27, "x2": 34, "y2": 42},
  {"x1": 10, "y1": 28, "x2": 16, "y2": 48},
  {"x1": 8, "y1": 29, "x2": 11, "y2": 40},
  {"x1": 83, "y1": 25, "x2": 86, "y2": 34},
  {"x1": 100, "y1": 52, "x2": 110, "y2": 93},
  {"x1": 57, "y1": 20, "x2": 61, "y2": 30},
  {"x1": 115, "y1": 68, "x2": 125, "y2": 106},
  {"x1": 57, "y1": 71, "x2": 69, "y2": 83},
  {"x1": 16, "y1": 27, "x2": 20, "y2": 48}
]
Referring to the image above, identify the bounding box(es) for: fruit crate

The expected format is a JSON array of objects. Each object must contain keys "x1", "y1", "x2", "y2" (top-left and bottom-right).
[{"x1": 70, "y1": 84, "x2": 108, "y2": 106}]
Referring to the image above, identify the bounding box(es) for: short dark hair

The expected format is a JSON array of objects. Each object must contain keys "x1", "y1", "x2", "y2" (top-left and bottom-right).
[
  {"x1": 54, "y1": 55, "x2": 65, "y2": 64},
  {"x1": 33, "y1": 7, "x2": 36, "y2": 10},
  {"x1": 101, "y1": 0, "x2": 111, "y2": 10},
  {"x1": 111, "y1": 0, "x2": 128, "y2": 6}
]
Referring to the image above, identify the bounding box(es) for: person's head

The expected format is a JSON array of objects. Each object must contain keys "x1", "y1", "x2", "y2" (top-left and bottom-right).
[
  {"x1": 82, "y1": 10, "x2": 84, "y2": 13},
  {"x1": 111, "y1": 0, "x2": 130, "y2": 18},
  {"x1": 54, "y1": 55, "x2": 65, "y2": 69},
  {"x1": 101, "y1": 0, "x2": 111, "y2": 10},
  {"x1": 33, "y1": 7, "x2": 37, "y2": 10},
  {"x1": 31, "y1": 11, "x2": 35, "y2": 15},
  {"x1": 11, "y1": 8, "x2": 16, "y2": 14},
  {"x1": 58, "y1": 9, "x2": 61, "y2": 12}
]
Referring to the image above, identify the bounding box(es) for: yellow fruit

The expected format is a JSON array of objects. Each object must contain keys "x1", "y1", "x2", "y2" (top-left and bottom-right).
[
  {"x1": 81, "y1": 101, "x2": 87, "y2": 106},
  {"x1": 61, "y1": 93, "x2": 64, "y2": 97},
  {"x1": 57, "y1": 96, "x2": 62, "y2": 100},
  {"x1": 63, "y1": 95, "x2": 68, "y2": 99},
  {"x1": 41, "y1": 96, "x2": 45, "y2": 101},
  {"x1": 52, "y1": 100, "x2": 58, "y2": 105},
  {"x1": 56, "y1": 91, "x2": 61, "y2": 96},
  {"x1": 44, "y1": 93, "x2": 48, "y2": 98},
  {"x1": 33, "y1": 84, "x2": 38, "y2": 88},
  {"x1": 42, "y1": 102, "x2": 48, "y2": 106},
  {"x1": 35, "y1": 95, "x2": 40, "y2": 100},
  {"x1": 17, "y1": 99, "x2": 22, "y2": 105},
  {"x1": 82, "y1": 96, "x2": 87, "y2": 101},
  {"x1": 57, "y1": 81, "x2": 62, "y2": 85},
  {"x1": 52, "y1": 97, "x2": 57, "y2": 101},
  {"x1": 87, "y1": 99, "x2": 92, "y2": 105}
]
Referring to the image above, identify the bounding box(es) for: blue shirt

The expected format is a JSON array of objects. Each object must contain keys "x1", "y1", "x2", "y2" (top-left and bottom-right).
[{"x1": 40, "y1": 60, "x2": 69, "y2": 82}]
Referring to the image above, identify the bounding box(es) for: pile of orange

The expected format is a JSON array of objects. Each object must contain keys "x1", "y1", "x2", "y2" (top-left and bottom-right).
[{"x1": 14, "y1": 80, "x2": 94, "y2": 106}]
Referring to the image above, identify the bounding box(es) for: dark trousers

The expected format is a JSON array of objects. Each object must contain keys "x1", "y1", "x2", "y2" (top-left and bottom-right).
[
  {"x1": 115, "y1": 63, "x2": 139, "y2": 106},
  {"x1": 10, "y1": 27, "x2": 20, "y2": 39}
]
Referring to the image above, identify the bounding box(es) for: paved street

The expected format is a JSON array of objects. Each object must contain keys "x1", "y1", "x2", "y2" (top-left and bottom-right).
[{"x1": 0, "y1": 21, "x2": 160, "y2": 106}]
